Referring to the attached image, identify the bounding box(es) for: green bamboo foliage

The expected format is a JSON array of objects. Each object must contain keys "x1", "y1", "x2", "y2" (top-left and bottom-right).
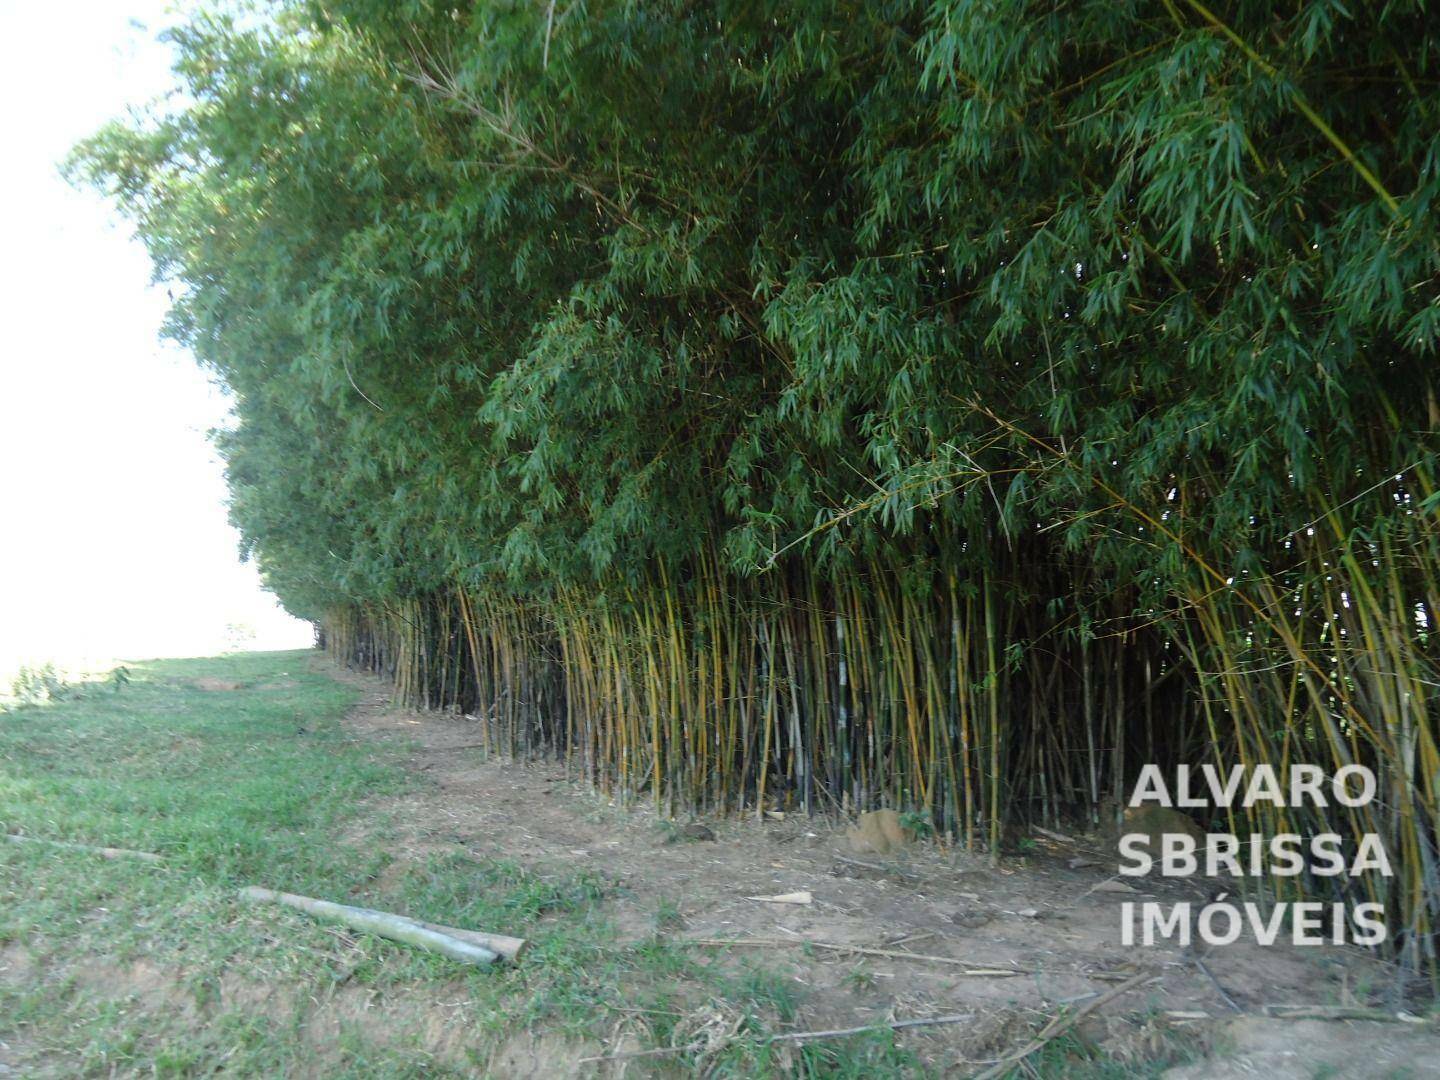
[{"x1": 79, "y1": 0, "x2": 1440, "y2": 978}]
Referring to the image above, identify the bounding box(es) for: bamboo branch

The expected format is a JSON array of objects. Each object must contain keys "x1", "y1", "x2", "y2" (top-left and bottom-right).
[{"x1": 1178, "y1": 0, "x2": 1402, "y2": 218}]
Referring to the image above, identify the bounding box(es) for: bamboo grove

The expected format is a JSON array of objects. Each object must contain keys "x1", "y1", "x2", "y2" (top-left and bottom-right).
[{"x1": 75, "y1": 1, "x2": 1440, "y2": 974}]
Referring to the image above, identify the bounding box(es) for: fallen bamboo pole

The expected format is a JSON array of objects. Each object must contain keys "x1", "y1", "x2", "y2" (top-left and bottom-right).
[
  {"x1": 1262, "y1": 1005, "x2": 1429, "y2": 1023},
  {"x1": 6, "y1": 834, "x2": 163, "y2": 863},
  {"x1": 239, "y1": 887, "x2": 509, "y2": 966},
  {"x1": 685, "y1": 936, "x2": 1028, "y2": 974},
  {"x1": 408, "y1": 917, "x2": 528, "y2": 963}
]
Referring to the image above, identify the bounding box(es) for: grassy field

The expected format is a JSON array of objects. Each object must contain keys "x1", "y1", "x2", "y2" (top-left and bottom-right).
[{"x1": 0, "y1": 650, "x2": 931, "y2": 1077}]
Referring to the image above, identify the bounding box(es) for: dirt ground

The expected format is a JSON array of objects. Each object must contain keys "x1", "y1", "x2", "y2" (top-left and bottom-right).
[{"x1": 323, "y1": 659, "x2": 1440, "y2": 1077}]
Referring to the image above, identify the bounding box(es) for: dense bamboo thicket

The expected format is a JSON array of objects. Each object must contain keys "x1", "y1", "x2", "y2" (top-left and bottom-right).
[{"x1": 75, "y1": 1, "x2": 1439, "y2": 973}]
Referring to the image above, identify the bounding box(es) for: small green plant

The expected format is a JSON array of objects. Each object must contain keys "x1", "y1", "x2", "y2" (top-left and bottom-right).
[
  {"x1": 8, "y1": 662, "x2": 72, "y2": 707},
  {"x1": 898, "y1": 810, "x2": 934, "y2": 839},
  {"x1": 842, "y1": 964, "x2": 876, "y2": 992},
  {"x1": 653, "y1": 897, "x2": 685, "y2": 932}
]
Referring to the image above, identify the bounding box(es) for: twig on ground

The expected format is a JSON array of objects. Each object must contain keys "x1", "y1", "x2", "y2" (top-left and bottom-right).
[
  {"x1": 686, "y1": 936, "x2": 1028, "y2": 974},
  {"x1": 769, "y1": 1013, "x2": 975, "y2": 1044},
  {"x1": 1033, "y1": 826, "x2": 1079, "y2": 844},
  {"x1": 6, "y1": 834, "x2": 163, "y2": 863},
  {"x1": 1193, "y1": 953, "x2": 1242, "y2": 1013}
]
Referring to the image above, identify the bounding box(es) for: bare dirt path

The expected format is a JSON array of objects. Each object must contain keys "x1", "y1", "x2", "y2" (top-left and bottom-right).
[{"x1": 324, "y1": 659, "x2": 1437, "y2": 1076}]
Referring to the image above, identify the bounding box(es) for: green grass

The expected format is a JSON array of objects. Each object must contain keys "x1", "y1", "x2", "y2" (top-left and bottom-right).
[
  {"x1": 991, "y1": 1028, "x2": 1202, "y2": 1079},
  {"x1": 0, "y1": 650, "x2": 922, "y2": 1077}
]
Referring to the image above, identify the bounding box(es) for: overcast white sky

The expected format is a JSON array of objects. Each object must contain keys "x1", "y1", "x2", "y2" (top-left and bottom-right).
[{"x1": 0, "y1": 1, "x2": 313, "y2": 671}]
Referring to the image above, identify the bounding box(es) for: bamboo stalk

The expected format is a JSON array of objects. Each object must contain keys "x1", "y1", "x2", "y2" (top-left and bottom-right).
[{"x1": 238, "y1": 887, "x2": 504, "y2": 966}]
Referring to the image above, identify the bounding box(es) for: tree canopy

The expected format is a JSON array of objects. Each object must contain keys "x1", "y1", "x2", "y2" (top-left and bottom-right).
[{"x1": 74, "y1": 0, "x2": 1436, "y2": 609}]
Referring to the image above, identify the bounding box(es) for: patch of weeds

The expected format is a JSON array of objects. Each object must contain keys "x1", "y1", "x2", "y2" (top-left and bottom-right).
[
  {"x1": 577, "y1": 797, "x2": 626, "y2": 828},
  {"x1": 792, "y1": 1031, "x2": 920, "y2": 1078},
  {"x1": 994, "y1": 1024, "x2": 1202, "y2": 1079},
  {"x1": 729, "y1": 964, "x2": 801, "y2": 1023},
  {"x1": 328, "y1": 1027, "x2": 465, "y2": 1079},
  {"x1": 153, "y1": 1038, "x2": 211, "y2": 1078},
  {"x1": 993, "y1": 1031, "x2": 1131, "y2": 1078},
  {"x1": 653, "y1": 896, "x2": 686, "y2": 931},
  {"x1": 386, "y1": 852, "x2": 607, "y2": 931},
  {"x1": 184, "y1": 970, "x2": 222, "y2": 1013},
  {"x1": 630, "y1": 935, "x2": 697, "y2": 979},
  {"x1": 705, "y1": 1025, "x2": 920, "y2": 1078},
  {"x1": 5, "y1": 661, "x2": 76, "y2": 708},
  {"x1": 842, "y1": 963, "x2": 876, "y2": 992},
  {"x1": 898, "y1": 810, "x2": 934, "y2": 840}
]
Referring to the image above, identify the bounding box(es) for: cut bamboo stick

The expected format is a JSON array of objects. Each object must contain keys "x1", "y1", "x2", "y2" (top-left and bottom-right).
[
  {"x1": 408, "y1": 917, "x2": 528, "y2": 962},
  {"x1": 239, "y1": 886, "x2": 507, "y2": 966},
  {"x1": 1262, "y1": 1005, "x2": 1428, "y2": 1023},
  {"x1": 6, "y1": 834, "x2": 163, "y2": 863}
]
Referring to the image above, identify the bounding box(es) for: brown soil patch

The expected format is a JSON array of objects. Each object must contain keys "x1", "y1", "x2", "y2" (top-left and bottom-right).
[
  {"x1": 1165, "y1": 1016, "x2": 1440, "y2": 1078},
  {"x1": 319, "y1": 658, "x2": 1440, "y2": 1074},
  {"x1": 0, "y1": 942, "x2": 35, "y2": 988},
  {"x1": 192, "y1": 677, "x2": 244, "y2": 691}
]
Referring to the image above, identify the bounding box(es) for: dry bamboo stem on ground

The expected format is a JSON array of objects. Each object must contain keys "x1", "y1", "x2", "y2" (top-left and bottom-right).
[
  {"x1": 1262, "y1": 1005, "x2": 1429, "y2": 1023},
  {"x1": 1032, "y1": 826, "x2": 1079, "y2": 845},
  {"x1": 579, "y1": 1012, "x2": 977, "y2": 1063},
  {"x1": 831, "y1": 854, "x2": 921, "y2": 881},
  {"x1": 686, "y1": 936, "x2": 1028, "y2": 974},
  {"x1": 768, "y1": 1013, "x2": 976, "y2": 1043},
  {"x1": 6, "y1": 834, "x2": 163, "y2": 863},
  {"x1": 408, "y1": 916, "x2": 528, "y2": 962},
  {"x1": 239, "y1": 886, "x2": 510, "y2": 966}
]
